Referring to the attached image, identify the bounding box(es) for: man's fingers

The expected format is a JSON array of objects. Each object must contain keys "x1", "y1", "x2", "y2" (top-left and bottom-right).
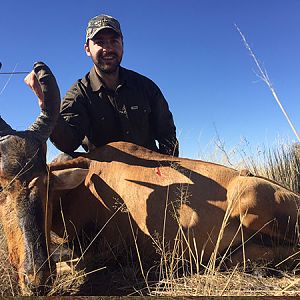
[{"x1": 24, "y1": 71, "x2": 44, "y2": 109}]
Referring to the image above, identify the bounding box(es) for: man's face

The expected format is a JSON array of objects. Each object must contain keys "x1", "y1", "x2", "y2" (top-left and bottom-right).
[{"x1": 85, "y1": 29, "x2": 123, "y2": 74}]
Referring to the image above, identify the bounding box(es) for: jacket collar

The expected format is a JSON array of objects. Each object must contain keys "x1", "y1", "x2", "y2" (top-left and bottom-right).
[{"x1": 89, "y1": 66, "x2": 131, "y2": 92}]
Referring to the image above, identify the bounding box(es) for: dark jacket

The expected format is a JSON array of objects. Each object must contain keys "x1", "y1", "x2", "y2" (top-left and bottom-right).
[{"x1": 50, "y1": 66, "x2": 179, "y2": 156}]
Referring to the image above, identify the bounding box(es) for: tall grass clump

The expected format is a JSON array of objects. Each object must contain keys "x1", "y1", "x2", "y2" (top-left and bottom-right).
[
  {"x1": 241, "y1": 142, "x2": 300, "y2": 193},
  {"x1": 260, "y1": 143, "x2": 300, "y2": 193},
  {"x1": 203, "y1": 135, "x2": 300, "y2": 195}
]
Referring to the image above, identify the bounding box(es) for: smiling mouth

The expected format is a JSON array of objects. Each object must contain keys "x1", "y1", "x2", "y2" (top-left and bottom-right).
[{"x1": 102, "y1": 55, "x2": 117, "y2": 61}]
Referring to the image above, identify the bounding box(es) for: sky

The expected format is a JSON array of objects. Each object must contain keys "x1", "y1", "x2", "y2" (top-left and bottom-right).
[{"x1": 1, "y1": 0, "x2": 300, "y2": 162}]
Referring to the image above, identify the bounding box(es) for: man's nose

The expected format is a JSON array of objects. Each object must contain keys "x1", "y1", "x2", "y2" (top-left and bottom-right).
[{"x1": 102, "y1": 40, "x2": 114, "y2": 51}]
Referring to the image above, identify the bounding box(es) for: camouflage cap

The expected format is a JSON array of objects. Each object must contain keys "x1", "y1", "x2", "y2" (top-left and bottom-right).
[{"x1": 86, "y1": 14, "x2": 122, "y2": 42}]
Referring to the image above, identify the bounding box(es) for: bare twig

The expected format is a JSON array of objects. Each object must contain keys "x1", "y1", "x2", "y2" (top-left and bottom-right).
[
  {"x1": 235, "y1": 24, "x2": 300, "y2": 142},
  {"x1": 0, "y1": 72, "x2": 29, "y2": 75},
  {"x1": 0, "y1": 64, "x2": 19, "y2": 96}
]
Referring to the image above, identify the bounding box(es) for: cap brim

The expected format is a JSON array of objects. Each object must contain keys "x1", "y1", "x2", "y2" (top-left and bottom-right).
[{"x1": 87, "y1": 26, "x2": 122, "y2": 41}]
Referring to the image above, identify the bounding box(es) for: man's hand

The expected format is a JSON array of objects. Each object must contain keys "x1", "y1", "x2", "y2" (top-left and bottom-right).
[{"x1": 24, "y1": 70, "x2": 44, "y2": 109}]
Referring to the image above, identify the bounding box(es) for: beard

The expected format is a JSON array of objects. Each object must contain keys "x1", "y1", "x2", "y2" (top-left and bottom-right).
[{"x1": 92, "y1": 52, "x2": 122, "y2": 74}]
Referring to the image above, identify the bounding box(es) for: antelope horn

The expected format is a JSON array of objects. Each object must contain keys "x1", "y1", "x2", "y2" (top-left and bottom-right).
[
  {"x1": 0, "y1": 116, "x2": 14, "y2": 137},
  {"x1": 0, "y1": 60, "x2": 14, "y2": 136},
  {"x1": 27, "y1": 62, "x2": 61, "y2": 143}
]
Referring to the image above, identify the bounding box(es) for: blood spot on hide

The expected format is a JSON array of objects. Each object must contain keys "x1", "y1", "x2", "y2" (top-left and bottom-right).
[{"x1": 155, "y1": 167, "x2": 162, "y2": 176}]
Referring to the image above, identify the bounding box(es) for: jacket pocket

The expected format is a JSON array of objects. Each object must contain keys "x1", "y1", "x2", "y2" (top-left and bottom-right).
[{"x1": 128, "y1": 104, "x2": 151, "y2": 125}]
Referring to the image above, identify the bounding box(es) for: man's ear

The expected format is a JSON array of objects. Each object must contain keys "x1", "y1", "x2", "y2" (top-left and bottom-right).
[
  {"x1": 51, "y1": 168, "x2": 88, "y2": 190},
  {"x1": 84, "y1": 42, "x2": 91, "y2": 57}
]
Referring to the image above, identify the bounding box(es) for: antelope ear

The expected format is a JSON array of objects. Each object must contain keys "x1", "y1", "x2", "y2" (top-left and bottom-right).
[{"x1": 51, "y1": 168, "x2": 88, "y2": 190}]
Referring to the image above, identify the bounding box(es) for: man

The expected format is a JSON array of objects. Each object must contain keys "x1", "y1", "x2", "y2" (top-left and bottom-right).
[{"x1": 50, "y1": 14, "x2": 179, "y2": 156}]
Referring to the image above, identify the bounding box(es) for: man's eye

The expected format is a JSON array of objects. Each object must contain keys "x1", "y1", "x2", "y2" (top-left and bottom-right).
[
  {"x1": 93, "y1": 38, "x2": 121, "y2": 47},
  {"x1": 94, "y1": 40, "x2": 104, "y2": 45}
]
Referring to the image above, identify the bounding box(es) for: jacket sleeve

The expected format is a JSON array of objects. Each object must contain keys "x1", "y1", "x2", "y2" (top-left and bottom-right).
[
  {"x1": 50, "y1": 83, "x2": 90, "y2": 154},
  {"x1": 149, "y1": 81, "x2": 179, "y2": 157}
]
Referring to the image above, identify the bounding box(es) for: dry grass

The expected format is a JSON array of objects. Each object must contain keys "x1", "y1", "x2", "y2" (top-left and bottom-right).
[
  {"x1": 151, "y1": 269, "x2": 300, "y2": 296},
  {"x1": 249, "y1": 143, "x2": 300, "y2": 193}
]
